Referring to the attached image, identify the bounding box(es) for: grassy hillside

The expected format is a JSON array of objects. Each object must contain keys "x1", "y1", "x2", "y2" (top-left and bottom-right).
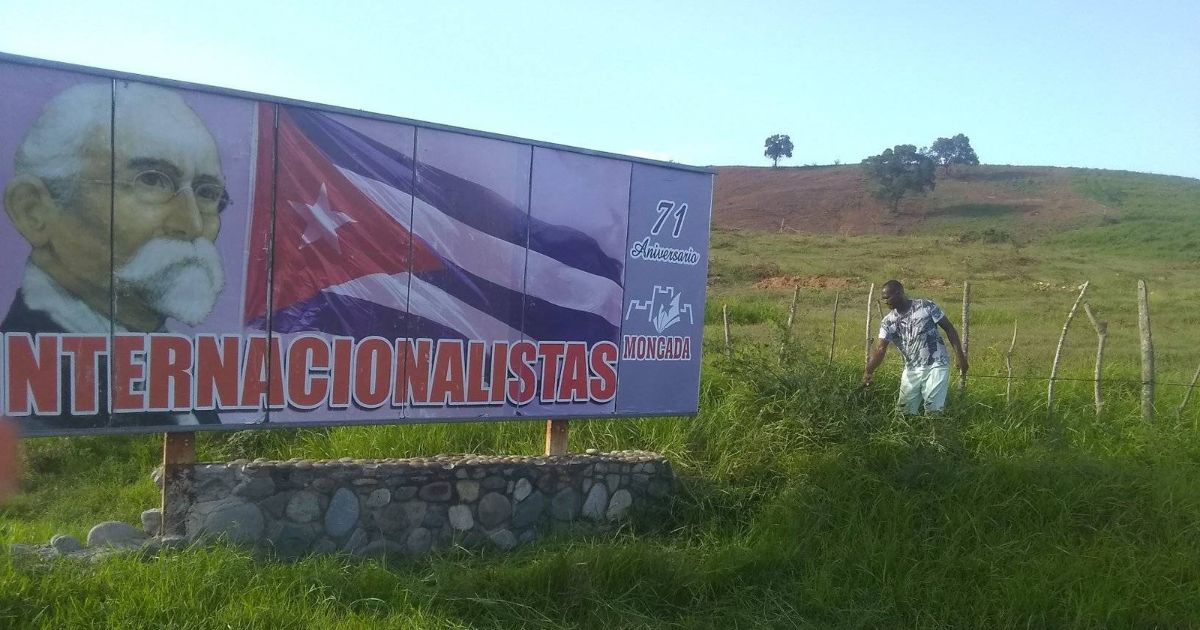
[{"x1": 3, "y1": 167, "x2": 1200, "y2": 628}]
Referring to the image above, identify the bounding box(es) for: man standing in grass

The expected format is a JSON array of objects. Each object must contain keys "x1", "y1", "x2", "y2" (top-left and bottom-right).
[{"x1": 862, "y1": 280, "x2": 968, "y2": 413}]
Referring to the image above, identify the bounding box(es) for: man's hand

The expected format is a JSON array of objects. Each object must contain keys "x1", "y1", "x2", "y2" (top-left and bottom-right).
[
  {"x1": 957, "y1": 353, "x2": 969, "y2": 376},
  {"x1": 861, "y1": 371, "x2": 874, "y2": 388}
]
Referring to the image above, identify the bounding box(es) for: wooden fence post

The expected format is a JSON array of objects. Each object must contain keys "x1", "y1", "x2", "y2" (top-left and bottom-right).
[
  {"x1": 1006, "y1": 320, "x2": 1017, "y2": 406},
  {"x1": 780, "y1": 286, "x2": 799, "y2": 360},
  {"x1": 1048, "y1": 281, "x2": 1089, "y2": 417},
  {"x1": 959, "y1": 281, "x2": 970, "y2": 397},
  {"x1": 545, "y1": 420, "x2": 569, "y2": 456},
  {"x1": 864, "y1": 283, "x2": 875, "y2": 365},
  {"x1": 722, "y1": 304, "x2": 731, "y2": 355},
  {"x1": 161, "y1": 432, "x2": 196, "y2": 536},
  {"x1": 1138, "y1": 279, "x2": 1155, "y2": 422},
  {"x1": 828, "y1": 291, "x2": 841, "y2": 366},
  {"x1": 1082, "y1": 303, "x2": 1107, "y2": 415},
  {"x1": 1180, "y1": 360, "x2": 1200, "y2": 418}
]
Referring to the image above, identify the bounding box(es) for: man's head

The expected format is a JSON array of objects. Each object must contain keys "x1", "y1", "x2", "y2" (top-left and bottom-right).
[
  {"x1": 881, "y1": 279, "x2": 907, "y2": 311},
  {"x1": 4, "y1": 82, "x2": 226, "y2": 330}
]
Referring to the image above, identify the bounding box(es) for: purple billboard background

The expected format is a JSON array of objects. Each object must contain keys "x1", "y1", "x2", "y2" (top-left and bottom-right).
[
  {"x1": 0, "y1": 56, "x2": 713, "y2": 437},
  {"x1": 616, "y1": 164, "x2": 713, "y2": 414},
  {"x1": 406, "y1": 128, "x2": 531, "y2": 421},
  {"x1": 522, "y1": 147, "x2": 630, "y2": 418}
]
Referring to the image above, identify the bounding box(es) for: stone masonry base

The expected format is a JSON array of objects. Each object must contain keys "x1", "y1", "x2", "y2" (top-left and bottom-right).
[{"x1": 172, "y1": 450, "x2": 675, "y2": 558}]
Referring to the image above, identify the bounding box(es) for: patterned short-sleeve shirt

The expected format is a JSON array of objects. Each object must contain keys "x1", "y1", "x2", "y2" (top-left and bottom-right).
[{"x1": 878, "y1": 298, "x2": 949, "y2": 368}]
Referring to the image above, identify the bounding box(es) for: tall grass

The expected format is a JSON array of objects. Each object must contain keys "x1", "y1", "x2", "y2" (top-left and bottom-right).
[{"x1": 5, "y1": 341, "x2": 1200, "y2": 627}]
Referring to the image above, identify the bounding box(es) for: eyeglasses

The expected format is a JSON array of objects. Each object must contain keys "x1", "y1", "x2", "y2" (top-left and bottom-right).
[{"x1": 84, "y1": 169, "x2": 230, "y2": 214}]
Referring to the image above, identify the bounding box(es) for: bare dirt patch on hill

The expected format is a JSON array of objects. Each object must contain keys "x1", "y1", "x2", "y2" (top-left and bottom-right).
[
  {"x1": 712, "y1": 165, "x2": 1112, "y2": 236},
  {"x1": 752, "y1": 275, "x2": 859, "y2": 290}
]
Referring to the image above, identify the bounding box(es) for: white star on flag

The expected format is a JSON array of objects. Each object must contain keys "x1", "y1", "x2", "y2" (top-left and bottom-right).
[{"x1": 290, "y1": 183, "x2": 356, "y2": 253}]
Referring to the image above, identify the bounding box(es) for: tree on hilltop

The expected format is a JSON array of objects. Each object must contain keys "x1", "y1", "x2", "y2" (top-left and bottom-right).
[
  {"x1": 861, "y1": 145, "x2": 936, "y2": 213},
  {"x1": 930, "y1": 133, "x2": 979, "y2": 175},
  {"x1": 763, "y1": 134, "x2": 794, "y2": 167}
]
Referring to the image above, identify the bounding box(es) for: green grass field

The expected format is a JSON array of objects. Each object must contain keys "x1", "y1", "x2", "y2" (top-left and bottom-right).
[{"x1": 2, "y1": 169, "x2": 1200, "y2": 628}]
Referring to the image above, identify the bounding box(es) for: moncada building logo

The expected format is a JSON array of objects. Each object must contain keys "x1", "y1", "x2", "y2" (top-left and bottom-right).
[{"x1": 622, "y1": 286, "x2": 694, "y2": 361}]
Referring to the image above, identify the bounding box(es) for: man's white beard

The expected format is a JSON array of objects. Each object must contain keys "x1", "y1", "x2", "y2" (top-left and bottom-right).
[{"x1": 115, "y1": 238, "x2": 225, "y2": 326}]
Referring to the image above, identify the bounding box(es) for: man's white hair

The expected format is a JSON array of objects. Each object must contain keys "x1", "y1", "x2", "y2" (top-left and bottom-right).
[{"x1": 13, "y1": 82, "x2": 196, "y2": 203}]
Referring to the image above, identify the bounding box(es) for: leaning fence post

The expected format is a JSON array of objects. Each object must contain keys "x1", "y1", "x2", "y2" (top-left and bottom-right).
[
  {"x1": 1082, "y1": 302, "x2": 1107, "y2": 416},
  {"x1": 1138, "y1": 279, "x2": 1155, "y2": 422},
  {"x1": 1048, "y1": 281, "x2": 1089, "y2": 417},
  {"x1": 959, "y1": 281, "x2": 970, "y2": 397},
  {"x1": 828, "y1": 290, "x2": 841, "y2": 366},
  {"x1": 780, "y1": 286, "x2": 799, "y2": 360},
  {"x1": 1006, "y1": 319, "x2": 1017, "y2": 406},
  {"x1": 1180, "y1": 360, "x2": 1200, "y2": 419},
  {"x1": 722, "y1": 304, "x2": 732, "y2": 356},
  {"x1": 864, "y1": 283, "x2": 875, "y2": 365}
]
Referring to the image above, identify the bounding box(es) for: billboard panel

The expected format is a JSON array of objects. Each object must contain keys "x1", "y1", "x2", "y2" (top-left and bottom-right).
[
  {"x1": 616, "y1": 164, "x2": 713, "y2": 414},
  {"x1": 256, "y1": 106, "x2": 418, "y2": 424},
  {"x1": 0, "y1": 54, "x2": 713, "y2": 436},
  {"x1": 522, "y1": 147, "x2": 630, "y2": 418}
]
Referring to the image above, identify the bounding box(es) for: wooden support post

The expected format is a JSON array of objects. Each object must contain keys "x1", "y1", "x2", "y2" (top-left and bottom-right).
[
  {"x1": 1138, "y1": 279, "x2": 1155, "y2": 422},
  {"x1": 545, "y1": 419, "x2": 569, "y2": 456},
  {"x1": 1048, "y1": 281, "x2": 1089, "y2": 417},
  {"x1": 780, "y1": 287, "x2": 799, "y2": 360},
  {"x1": 828, "y1": 291, "x2": 840, "y2": 366},
  {"x1": 161, "y1": 432, "x2": 196, "y2": 536},
  {"x1": 864, "y1": 283, "x2": 875, "y2": 366},
  {"x1": 959, "y1": 281, "x2": 970, "y2": 397},
  {"x1": 1006, "y1": 319, "x2": 1017, "y2": 406},
  {"x1": 1082, "y1": 302, "x2": 1107, "y2": 416},
  {"x1": 1179, "y1": 360, "x2": 1200, "y2": 419},
  {"x1": 722, "y1": 304, "x2": 732, "y2": 355}
]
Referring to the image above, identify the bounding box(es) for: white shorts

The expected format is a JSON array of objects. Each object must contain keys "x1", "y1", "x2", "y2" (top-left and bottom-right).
[{"x1": 898, "y1": 365, "x2": 950, "y2": 414}]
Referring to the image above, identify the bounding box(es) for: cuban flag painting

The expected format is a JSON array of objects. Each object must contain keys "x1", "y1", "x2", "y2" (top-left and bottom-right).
[{"x1": 243, "y1": 103, "x2": 629, "y2": 421}]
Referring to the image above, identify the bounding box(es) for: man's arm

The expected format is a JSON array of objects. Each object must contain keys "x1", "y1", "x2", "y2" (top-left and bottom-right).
[
  {"x1": 938, "y1": 317, "x2": 968, "y2": 375},
  {"x1": 862, "y1": 339, "x2": 889, "y2": 387}
]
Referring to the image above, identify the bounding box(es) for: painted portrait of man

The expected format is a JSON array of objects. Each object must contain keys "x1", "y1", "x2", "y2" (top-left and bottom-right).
[{"x1": 2, "y1": 81, "x2": 228, "y2": 429}]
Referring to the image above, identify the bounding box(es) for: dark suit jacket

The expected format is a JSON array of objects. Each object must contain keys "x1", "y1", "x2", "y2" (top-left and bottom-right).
[{"x1": 1, "y1": 290, "x2": 220, "y2": 432}]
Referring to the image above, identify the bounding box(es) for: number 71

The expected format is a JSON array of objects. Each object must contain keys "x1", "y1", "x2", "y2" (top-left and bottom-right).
[{"x1": 651, "y1": 200, "x2": 688, "y2": 238}]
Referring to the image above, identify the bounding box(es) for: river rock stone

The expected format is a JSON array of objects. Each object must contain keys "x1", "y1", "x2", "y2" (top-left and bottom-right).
[
  {"x1": 324, "y1": 488, "x2": 359, "y2": 538},
  {"x1": 449, "y1": 505, "x2": 474, "y2": 531},
  {"x1": 357, "y1": 539, "x2": 404, "y2": 558},
  {"x1": 477, "y1": 492, "x2": 512, "y2": 529},
  {"x1": 269, "y1": 523, "x2": 315, "y2": 558},
  {"x1": 286, "y1": 491, "x2": 321, "y2": 523},
  {"x1": 455, "y1": 480, "x2": 479, "y2": 502},
  {"x1": 140, "y1": 508, "x2": 163, "y2": 536},
  {"x1": 582, "y1": 483, "x2": 609, "y2": 521},
  {"x1": 365, "y1": 488, "x2": 391, "y2": 508},
  {"x1": 187, "y1": 498, "x2": 265, "y2": 544},
  {"x1": 512, "y1": 491, "x2": 545, "y2": 528},
  {"x1": 51, "y1": 534, "x2": 83, "y2": 554},
  {"x1": 418, "y1": 481, "x2": 452, "y2": 502},
  {"x1": 513, "y1": 478, "x2": 532, "y2": 501},
  {"x1": 87, "y1": 521, "x2": 146, "y2": 548},
  {"x1": 406, "y1": 527, "x2": 432, "y2": 554},
  {"x1": 342, "y1": 528, "x2": 368, "y2": 553},
  {"x1": 607, "y1": 489, "x2": 633, "y2": 521},
  {"x1": 550, "y1": 488, "x2": 580, "y2": 521},
  {"x1": 488, "y1": 529, "x2": 517, "y2": 550},
  {"x1": 233, "y1": 475, "x2": 275, "y2": 499}
]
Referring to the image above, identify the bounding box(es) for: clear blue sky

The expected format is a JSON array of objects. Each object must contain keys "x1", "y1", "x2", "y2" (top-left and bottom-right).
[{"x1": 2, "y1": 0, "x2": 1197, "y2": 178}]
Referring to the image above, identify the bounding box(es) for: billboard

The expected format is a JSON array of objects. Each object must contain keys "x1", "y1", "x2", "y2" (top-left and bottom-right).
[{"x1": 0, "y1": 54, "x2": 713, "y2": 436}]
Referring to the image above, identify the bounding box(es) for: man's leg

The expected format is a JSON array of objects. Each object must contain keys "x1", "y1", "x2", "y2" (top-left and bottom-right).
[
  {"x1": 897, "y1": 367, "x2": 923, "y2": 414},
  {"x1": 922, "y1": 365, "x2": 951, "y2": 412}
]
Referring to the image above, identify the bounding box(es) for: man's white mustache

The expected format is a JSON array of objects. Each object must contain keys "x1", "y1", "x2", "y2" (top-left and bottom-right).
[{"x1": 115, "y1": 238, "x2": 224, "y2": 326}]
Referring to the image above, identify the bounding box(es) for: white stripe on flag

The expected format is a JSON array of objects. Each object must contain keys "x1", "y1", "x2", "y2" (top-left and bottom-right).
[
  {"x1": 339, "y1": 167, "x2": 623, "y2": 326},
  {"x1": 323, "y1": 272, "x2": 523, "y2": 342}
]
